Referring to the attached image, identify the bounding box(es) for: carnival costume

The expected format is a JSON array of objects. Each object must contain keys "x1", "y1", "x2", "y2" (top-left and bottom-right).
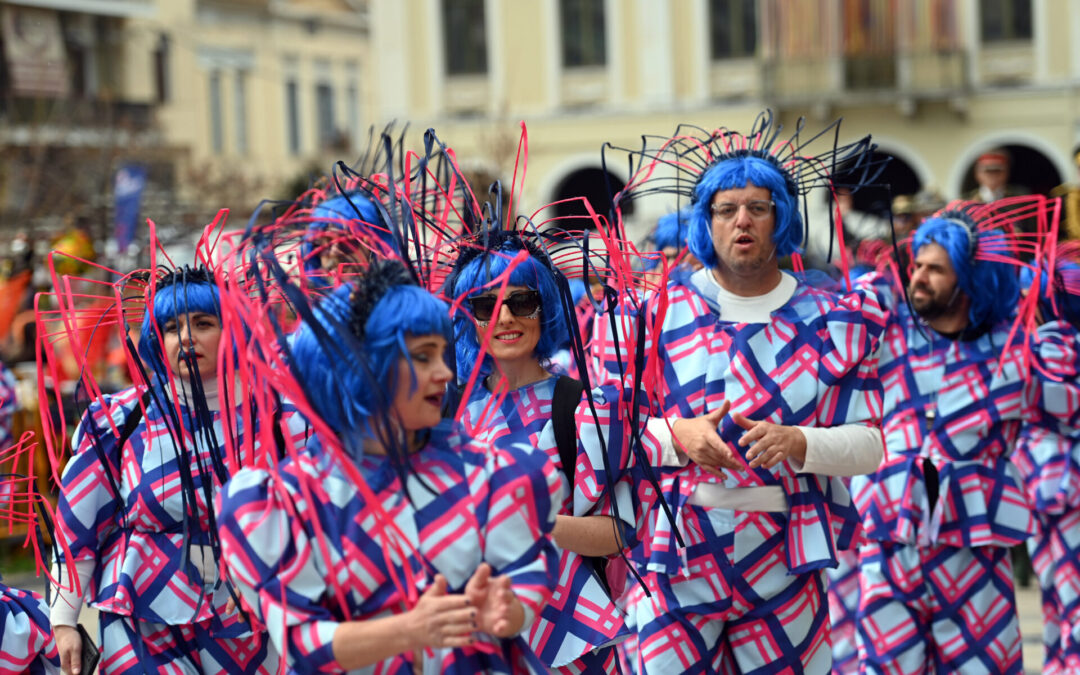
[
  {"x1": 593, "y1": 112, "x2": 889, "y2": 674},
  {"x1": 213, "y1": 136, "x2": 563, "y2": 672},
  {"x1": 1012, "y1": 247, "x2": 1080, "y2": 674},
  {"x1": 850, "y1": 199, "x2": 1080, "y2": 674},
  {"x1": 44, "y1": 216, "x2": 285, "y2": 674}
]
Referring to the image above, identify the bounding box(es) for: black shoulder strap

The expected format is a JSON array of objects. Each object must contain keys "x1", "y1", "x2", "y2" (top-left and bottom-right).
[
  {"x1": 552, "y1": 375, "x2": 585, "y2": 486},
  {"x1": 117, "y1": 391, "x2": 151, "y2": 450}
]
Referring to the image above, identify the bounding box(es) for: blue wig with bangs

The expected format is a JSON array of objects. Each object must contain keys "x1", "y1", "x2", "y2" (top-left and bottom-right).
[
  {"x1": 688, "y1": 155, "x2": 802, "y2": 267},
  {"x1": 137, "y1": 272, "x2": 222, "y2": 379},
  {"x1": 1020, "y1": 263, "x2": 1080, "y2": 328},
  {"x1": 289, "y1": 280, "x2": 452, "y2": 436},
  {"x1": 652, "y1": 210, "x2": 690, "y2": 250},
  {"x1": 302, "y1": 192, "x2": 393, "y2": 274},
  {"x1": 450, "y1": 239, "x2": 569, "y2": 381},
  {"x1": 912, "y1": 216, "x2": 1019, "y2": 329}
]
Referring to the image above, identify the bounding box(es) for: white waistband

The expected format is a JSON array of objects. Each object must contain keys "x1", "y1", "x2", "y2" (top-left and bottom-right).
[{"x1": 687, "y1": 483, "x2": 788, "y2": 512}]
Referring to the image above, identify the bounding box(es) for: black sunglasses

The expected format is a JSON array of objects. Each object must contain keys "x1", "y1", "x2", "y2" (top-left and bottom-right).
[{"x1": 468, "y1": 290, "x2": 542, "y2": 322}]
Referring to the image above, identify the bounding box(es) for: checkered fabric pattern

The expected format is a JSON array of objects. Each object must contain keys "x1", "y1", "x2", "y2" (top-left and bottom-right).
[
  {"x1": 463, "y1": 378, "x2": 632, "y2": 670},
  {"x1": 856, "y1": 540, "x2": 1022, "y2": 674},
  {"x1": 0, "y1": 583, "x2": 59, "y2": 675},
  {"x1": 1015, "y1": 423, "x2": 1080, "y2": 674},
  {"x1": 850, "y1": 271, "x2": 1080, "y2": 674},
  {"x1": 850, "y1": 272, "x2": 1080, "y2": 550},
  {"x1": 97, "y1": 610, "x2": 277, "y2": 675},
  {"x1": 591, "y1": 270, "x2": 886, "y2": 672},
  {"x1": 217, "y1": 420, "x2": 561, "y2": 674},
  {"x1": 827, "y1": 547, "x2": 860, "y2": 675}
]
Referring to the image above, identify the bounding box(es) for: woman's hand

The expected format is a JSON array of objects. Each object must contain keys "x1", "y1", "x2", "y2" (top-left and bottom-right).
[
  {"x1": 464, "y1": 563, "x2": 523, "y2": 638},
  {"x1": 54, "y1": 625, "x2": 83, "y2": 675},
  {"x1": 406, "y1": 574, "x2": 476, "y2": 649}
]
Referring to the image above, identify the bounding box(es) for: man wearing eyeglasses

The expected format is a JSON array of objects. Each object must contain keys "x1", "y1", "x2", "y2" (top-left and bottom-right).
[{"x1": 595, "y1": 147, "x2": 888, "y2": 674}]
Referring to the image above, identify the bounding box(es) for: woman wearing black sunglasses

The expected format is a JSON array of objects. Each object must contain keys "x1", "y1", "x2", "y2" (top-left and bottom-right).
[{"x1": 447, "y1": 231, "x2": 640, "y2": 674}]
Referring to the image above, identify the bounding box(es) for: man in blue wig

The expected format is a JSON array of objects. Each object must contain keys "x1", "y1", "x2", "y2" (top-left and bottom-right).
[
  {"x1": 851, "y1": 206, "x2": 1080, "y2": 674},
  {"x1": 596, "y1": 133, "x2": 888, "y2": 673}
]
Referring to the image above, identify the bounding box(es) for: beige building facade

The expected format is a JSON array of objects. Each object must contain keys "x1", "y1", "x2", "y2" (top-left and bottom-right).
[
  {"x1": 0, "y1": 0, "x2": 371, "y2": 234},
  {"x1": 369, "y1": 0, "x2": 1080, "y2": 241}
]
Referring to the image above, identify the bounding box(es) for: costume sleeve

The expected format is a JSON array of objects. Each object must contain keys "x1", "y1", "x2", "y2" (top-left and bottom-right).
[
  {"x1": 217, "y1": 467, "x2": 343, "y2": 674},
  {"x1": 481, "y1": 445, "x2": 561, "y2": 633},
  {"x1": 815, "y1": 288, "x2": 887, "y2": 430},
  {"x1": 55, "y1": 393, "x2": 137, "y2": 564},
  {"x1": 1026, "y1": 320, "x2": 1080, "y2": 430}
]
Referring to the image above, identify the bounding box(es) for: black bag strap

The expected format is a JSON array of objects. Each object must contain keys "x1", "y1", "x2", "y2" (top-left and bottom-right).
[
  {"x1": 117, "y1": 391, "x2": 150, "y2": 450},
  {"x1": 552, "y1": 376, "x2": 585, "y2": 486}
]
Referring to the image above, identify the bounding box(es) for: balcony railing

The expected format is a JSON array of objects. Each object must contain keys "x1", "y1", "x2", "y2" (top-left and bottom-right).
[
  {"x1": 0, "y1": 97, "x2": 156, "y2": 133},
  {"x1": 758, "y1": 49, "x2": 968, "y2": 106}
]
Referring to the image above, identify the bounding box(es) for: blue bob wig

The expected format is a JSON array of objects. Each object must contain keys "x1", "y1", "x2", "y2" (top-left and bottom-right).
[
  {"x1": 137, "y1": 273, "x2": 222, "y2": 379},
  {"x1": 688, "y1": 154, "x2": 803, "y2": 267},
  {"x1": 652, "y1": 210, "x2": 691, "y2": 251},
  {"x1": 450, "y1": 238, "x2": 569, "y2": 381},
  {"x1": 1020, "y1": 262, "x2": 1080, "y2": 328},
  {"x1": 289, "y1": 280, "x2": 452, "y2": 436},
  {"x1": 302, "y1": 192, "x2": 393, "y2": 273},
  {"x1": 912, "y1": 216, "x2": 1019, "y2": 329}
]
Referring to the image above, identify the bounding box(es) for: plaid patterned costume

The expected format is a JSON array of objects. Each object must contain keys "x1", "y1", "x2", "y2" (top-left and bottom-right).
[
  {"x1": 1013, "y1": 409, "x2": 1080, "y2": 673},
  {"x1": 463, "y1": 377, "x2": 633, "y2": 672},
  {"x1": 217, "y1": 420, "x2": 561, "y2": 674},
  {"x1": 851, "y1": 272, "x2": 1080, "y2": 674},
  {"x1": 55, "y1": 386, "x2": 286, "y2": 674},
  {"x1": 0, "y1": 583, "x2": 59, "y2": 675},
  {"x1": 593, "y1": 270, "x2": 886, "y2": 674}
]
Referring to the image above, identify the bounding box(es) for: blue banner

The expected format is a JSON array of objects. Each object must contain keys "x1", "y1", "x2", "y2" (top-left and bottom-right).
[{"x1": 113, "y1": 165, "x2": 146, "y2": 251}]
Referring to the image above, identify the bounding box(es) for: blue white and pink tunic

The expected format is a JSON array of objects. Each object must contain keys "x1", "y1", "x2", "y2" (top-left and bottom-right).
[
  {"x1": 592, "y1": 268, "x2": 887, "y2": 673},
  {"x1": 851, "y1": 271, "x2": 1080, "y2": 674},
  {"x1": 0, "y1": 583, "x2": 59, "y2": 675},
  {"x1": 217, "y1": 419, "x2": 561, "y2": 674},
  {"x1": 462, "y1": 377, "x2": 634, "y2": 672},
  {"x1": 1012, "y1": 369, "x2": 1080, "y2": 674},
  {"x1": 54, "y1": 385, "x2": 286, "y2": 674}
]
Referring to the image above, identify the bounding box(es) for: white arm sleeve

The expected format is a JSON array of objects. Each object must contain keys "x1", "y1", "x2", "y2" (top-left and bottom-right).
[
  {"x1": 49, "y1": 559, "x2": 95, "y2": 628},
  {"x1": 792, "y1": 424, "x2": 884, "y2": 477},
  {"x1": 645, "y1": 416, "x2": 690, "y2": 467}
]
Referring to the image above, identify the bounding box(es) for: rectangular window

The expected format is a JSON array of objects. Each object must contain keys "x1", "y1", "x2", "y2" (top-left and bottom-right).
[
  {"x1": 234, "y1": 70, "x2": 248, "y2": 154},
  {"x1": 316, "y1": 82, "x2": 335, "y2": 148},
  {"x1": 710, "y1": 0, "x2": 757, "y2": 60},
  {"x1": 153, "y1": 34, "x2": 169, "y2": 103},
  {"x1": 208, "y1": 70, "x2": 223, "y2": 154},
  {"x1": 346, "y1": 82, "x2": 360, "y2": 150},
  {"x1": 285, "y1": 79, "x2": 300, "y2": 155},
  {"x1": 560, "y1": 0, "x2": 606, "y2": 67},
  {"x1": 980, "y1": 0, "x2": 1032, "y2": 42},
  {"x1": 443, "y1": 0, "x2": 488, "y2": 75}
]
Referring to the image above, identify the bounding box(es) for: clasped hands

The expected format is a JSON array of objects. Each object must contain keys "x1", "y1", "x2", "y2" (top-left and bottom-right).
[
  {"x1": 407, "y1": 563, "x2": 522, "y2": 651},
  {"x1": 670, "y1": 401, "x2": 807, "y2": 478}
]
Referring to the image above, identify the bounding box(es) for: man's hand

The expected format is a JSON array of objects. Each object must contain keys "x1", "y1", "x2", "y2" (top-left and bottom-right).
[
  {"x1": 54, "y1": 625, "x2": 83, "y2": 675},
  {"x1": 732, "y1": 411, "x2": 807, "y2": 469},
  {"x1": 671, "y1": 401, "x2": 742, "y2": 478}
]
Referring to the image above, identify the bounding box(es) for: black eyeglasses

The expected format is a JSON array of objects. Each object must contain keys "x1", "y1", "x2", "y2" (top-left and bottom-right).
[{"x1": 468, "y1": 290, "x2": 542, "y2": 322}]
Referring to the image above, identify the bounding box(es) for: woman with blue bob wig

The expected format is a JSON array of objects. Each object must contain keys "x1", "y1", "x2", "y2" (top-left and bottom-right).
[
  {"x1": 51, "y1": 264, "x2": 282, "y2": 675},
  {"x1": 216, "y1": 257, "x2": 562, "y2": 674},
  {"x1": 449, "y1": 228, "x2": 672, "y2": 673}
]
